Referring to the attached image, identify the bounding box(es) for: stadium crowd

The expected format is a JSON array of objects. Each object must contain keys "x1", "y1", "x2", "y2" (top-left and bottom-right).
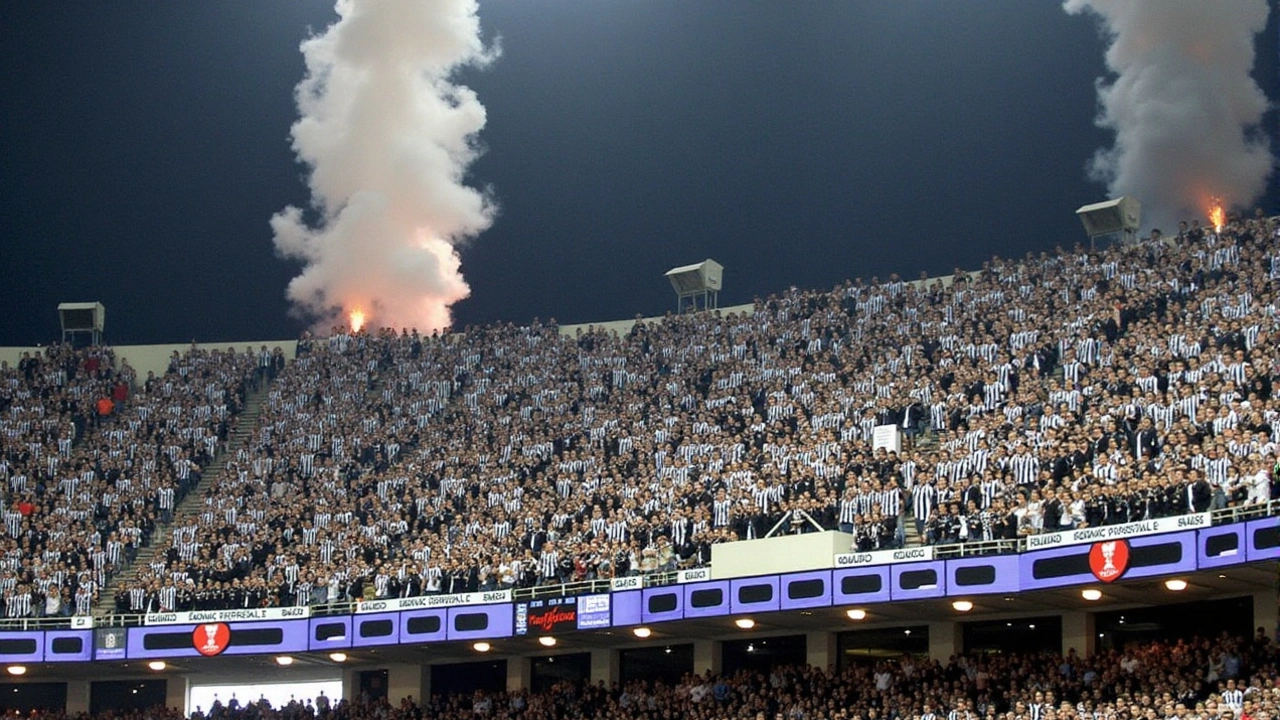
[
  {"x1": 0, "y1": 344, "x2": 259, "y2": 618},
  {"x1": 90, "y1": 213, "x2": 1275, "y2": 609},
  {"x1": 14, "y1": 631, "x2": 1280, "y2": 720},
  {"x1": 98, "y1": 211, "x2": 1280, "y2": 613}
]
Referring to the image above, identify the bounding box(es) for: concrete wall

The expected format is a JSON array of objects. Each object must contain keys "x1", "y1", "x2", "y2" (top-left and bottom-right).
[
  {"x1": 711, "y1": 530, "x2": 854, "y2": 580},
  {"x1": 558, "y1": 303, "x2": 756, "y2": 338},
  {"x1": 0, "y1": 340, "x2": 297, "y2": 381}
]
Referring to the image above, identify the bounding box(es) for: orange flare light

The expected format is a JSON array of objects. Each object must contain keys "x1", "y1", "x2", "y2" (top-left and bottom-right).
[
  {"x1": 349, "y1": 309, "x2": 367, "y2": 333},
  {"x1": 1208, "y1": 199, "x2": 1225, "y2": 234}
]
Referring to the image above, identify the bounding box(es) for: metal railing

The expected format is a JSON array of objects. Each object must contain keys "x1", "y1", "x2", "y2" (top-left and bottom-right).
[
  {"x1": 929, "y1": 499, "x2": 1280, "y2": 560},
  {"x1": 11, "y1": 500, "x2": 1279, "y2": 632}
]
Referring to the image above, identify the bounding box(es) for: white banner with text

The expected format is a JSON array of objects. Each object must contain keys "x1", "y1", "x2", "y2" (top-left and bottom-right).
[
  {"x1": 354, "y1": 590, "x2": 512, "y2": 614},
  {"x1": 834, "y1": 546, "x2": 935, "y2": 568},
  {"x1": 143, "y1": 606, "x2": 312, "y2": 626},
  {"x1": 1024, "y1": 513, "x2": 1210, "y2": 550}
]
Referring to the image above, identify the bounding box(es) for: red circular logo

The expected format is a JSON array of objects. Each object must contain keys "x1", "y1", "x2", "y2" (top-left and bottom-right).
[
  {"x1": 193, "y1": 623, "x2": 232, "y2": 656},
  {"x1": 1088, "y1": 540, "x2": 1130, "y2": 583}
]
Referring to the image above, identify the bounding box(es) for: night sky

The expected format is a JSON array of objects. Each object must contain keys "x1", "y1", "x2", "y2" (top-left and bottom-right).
[{"x1": 2, "y1": 1, "x2": 1277, "y2": 346}]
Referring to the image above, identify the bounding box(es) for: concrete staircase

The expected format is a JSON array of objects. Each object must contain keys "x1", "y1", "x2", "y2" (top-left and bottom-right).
[
  {"x1": 901, "y1": 515, "x2": 925, "y2": 548},
  {"x1": 95, "y1": 385, "x2": 270, "y2": 615}
]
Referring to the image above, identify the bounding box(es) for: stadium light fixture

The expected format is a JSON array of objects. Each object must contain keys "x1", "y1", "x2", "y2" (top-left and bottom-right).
[
  {"x1": 951, "y1": 600, "x2": 974, "y2": 613},
  {"x1": 665, "y1": 259, "x2": 723, "y2": 313},
  {"x1": 147, "y1": 661, "x2": 166, "y2": 671},
  {"x1": 1075, "y1": 196, "x2": 1141, "y2": 248},
  {"x1": 328, "y1": 653, "x2": 348, "y2": 663},
  {"x1": 57, "y1": 302, "x2": 106, "y2": 345},
  {"x1": 275, "y1": 656, "x2": 294, "y2": 666},
  {"x1": 633, "y1": 628, "x2": 652, "y2": 639},
  {"x1": 538, "y1": 636, "x2": 557, "y2": 647},
  {"x1": 1081, "y1": 589, "x2": 1103, "y2": 601},
  {"x1": 846, "y1": 609, "x2": 867, "y2": 621},
  {"x1": 6, "y1": 666, "x2": 25, "y2": 676},
  {"x1": 473, "y1": 642, "x2": 492, "y2": 653},
  {"x1": 734, "y1": 618, "x2": 756, "y2": 629},
  {"x1": 1164, "y1": 579, "x2": 1188, "y2": 592}
]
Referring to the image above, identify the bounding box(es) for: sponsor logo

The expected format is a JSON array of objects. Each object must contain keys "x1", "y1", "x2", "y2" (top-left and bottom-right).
[
  {"x1": 610, "y1": 576, "x2": 641, "y2": 590},
  {"x1": 893, "y1": 548, "x2": 929, "y2": 560},
  {"x1": 528, "y1": 607, "x2": 576, "y2": 632},
  {"x1": 1026, "y1": 533, "x2": 1063, "y2": 549},
  {"x1": 193, "y1": 622, "x2": 232, "y2": 656},
  {"x1": 514, "y1": 603, "x2": 529, "y2": 635},
  {"x1": 679, "y1": 568, "x2": 710, "y2": 583},
  {"x1": 1088, "y1": 540, "x2": 1130, "y2": 583},
  {"x1": 836, "y1": 553, "x2": 872, "y2": 566}
]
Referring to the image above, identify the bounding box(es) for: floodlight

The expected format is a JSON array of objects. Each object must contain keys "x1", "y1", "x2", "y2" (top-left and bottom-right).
[
  {"x1": 665, "y1": 259, "x2": 723, "y2": 313},
  {"x1": 57, "y1": 302, "x2": 106, "y2": 345},
  {"x1": 1075, "y1": 197, "x2": 1141, "y2": 247}
]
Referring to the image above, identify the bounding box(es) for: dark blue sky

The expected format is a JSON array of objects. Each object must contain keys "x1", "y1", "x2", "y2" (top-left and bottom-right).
[{"x1": 2, "y1": 1, "x2": 1277, "y2": 345}]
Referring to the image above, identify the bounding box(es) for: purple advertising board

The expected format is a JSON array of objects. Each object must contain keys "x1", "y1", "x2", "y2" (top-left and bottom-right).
[
  {"x1": 0, "y1": 631, "x2": 43, "y2": 663},
  {"x1": 44, "y1": 630, "x2": 93, "y2": 663},
  {"x1": 731, "y1": 576, "x2": 780, "y2": 614},
  {"x1": 683, "y1": 581, "x2": 731, "y2": 619},
  {"x1": 891, "y1": 560, "x2": 947, "y2": 600},
  {"x1": 641, "y1": 586, "x2": 684, "y2": 624},
  {"x1": 128, "y1": 620, "x2": 308, "y2": 659},
  {"x1": 1021, "y1": 530, "x2": 1199, "y2": 590},
  {"x1": 400, "y1": 609, "x2": 447, "y2": 643},
  {"x1": 1197, "y1": 523, "x2": 1247, "y2": 569},
  {"x1": 832, "y1": 566, "x2": 891, "y2": 605},
  {"x1": 947, "y1": 554, "x2": 1020, "y2": 596},
  {"x1": 308, "y1": 616, "x2": 353, "y2": 652},
  {"x1": 1019, "y1": 543, "x2": 1095, "y2": 591},
  {"x1": 611, "y1": 590, "x2": 643, "y2": 628},
  {"x1": 352, "y1": 612, "x2": 402, "y2": 648},
  {"x1": 780, "y1": 570, "x2": 833, "y2": 611},
  {"x1": 1247, "y1": 517, "x2": 1280, "y2": 562},
  {"x1": 1123, "y1": 531, "x2": 1197, "y2": 580},
  {"x1": 447, "y1": 604, "x2": 512, "y2": 641}
]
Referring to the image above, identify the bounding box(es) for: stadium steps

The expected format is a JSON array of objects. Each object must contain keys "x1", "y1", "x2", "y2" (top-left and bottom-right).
[
  {"x1": 93, "y1": 384, "x2": 271, "y2": 616},
  {"x1": 901, "y1": 517, "x2": 924, "y2": 548}
]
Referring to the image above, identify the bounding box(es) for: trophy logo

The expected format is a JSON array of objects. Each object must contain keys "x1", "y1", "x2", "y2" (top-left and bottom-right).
[
  {"x1": 1088, "y1": 539, "x2": 1130, "y2": 582},
  {"x1": 192, "y1": 622, "x2": 232, "y2": 656}
]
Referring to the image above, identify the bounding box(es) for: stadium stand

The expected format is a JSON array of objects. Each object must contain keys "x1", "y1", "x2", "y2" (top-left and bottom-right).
[
  {"x1": 85, "y1": 211, "x2": 1280, "y2": 614},
  {"x1": 0, "y1": 344, "x2": 258, "y2": 618}
]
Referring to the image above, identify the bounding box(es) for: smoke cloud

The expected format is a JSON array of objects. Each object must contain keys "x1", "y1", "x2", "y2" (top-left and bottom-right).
[
  {"x1": 1064, "y1": 0, "x2": 1274, "y2": 229},
  {"x1": 271, "y1": 0, "x2": 497, "y2": 333}
]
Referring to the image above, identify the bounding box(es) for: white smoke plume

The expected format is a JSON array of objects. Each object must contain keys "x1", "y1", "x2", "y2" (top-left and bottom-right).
[
  {"x1": 1064, "y1": 0, "x2": 1274, "y2": 229},
  {"x1": 271, "y1": 0, "x2": 498, "y2": 333}
]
